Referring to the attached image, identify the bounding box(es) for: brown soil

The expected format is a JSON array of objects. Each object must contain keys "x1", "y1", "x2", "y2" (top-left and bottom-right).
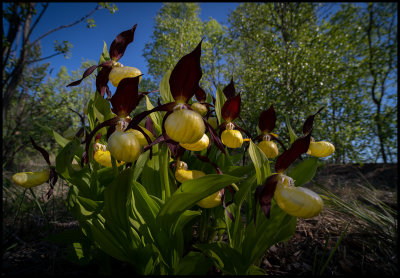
[{"x1": 2, "y1": 163, "x2": 398, "y2": 275}]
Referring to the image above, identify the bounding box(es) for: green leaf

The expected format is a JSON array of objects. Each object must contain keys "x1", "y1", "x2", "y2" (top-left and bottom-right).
[
  {"x1": 93, "y1": 91, "x2": 114, "y2": 123},
  {"x1": 174, "y1": 251, "x2": 213, "y2": 275},
  {"x1": 76, "y1": 195, "x2": 103, "y2": 214},
  {"x1": 194, "y1": 242, "x2": 247, "y2": 275},
  {"x1": 133, "y1": 150, "x2": 151, "y2": 181},
  {"x1": 247, "y1": 265, "x2": 266, "y2": 275},
  {"x1": 53, "y1": 130, "x2": 70, "y2": 148},
  {"x1": 145, "y1": 95, "x2": 162, "y2": 135},
  {"x1": 287, "y1": 157, "x2": 319, "y2": 187},
  {"x1": 285, "y1": 115, "x2": 298, "y2": 144},
  {"x1": 248, "y1": 140, "x2": 271, "y2": 185},
  {"x1": 157, "y1": 174, "x2": 241, "y2": 230},
  {"x1": 214, "y1": 84, "x2": 226, "y2": 126},
  {"x1": 159, "y1": 143, "x2": 171, "y2": 200},
  {"x1": 159, "y1": 67, "x2": 174, "y2": 104},
  {"x1": 56, "y1": 139, "x2": 81, "y2": 179},
  {"x1": 242, "y1": 201, "x2": 297, "y2": 268},
  {"x1": 98, "y1": 41, "x2": 110, "y2": 71}
]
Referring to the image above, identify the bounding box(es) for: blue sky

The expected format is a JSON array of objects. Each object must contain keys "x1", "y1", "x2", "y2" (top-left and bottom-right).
[{"x1": 24, "y1": 2, "x2": 239, "y2": 78}]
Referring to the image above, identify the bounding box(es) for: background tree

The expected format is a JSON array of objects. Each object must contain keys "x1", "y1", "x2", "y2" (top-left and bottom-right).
[
  {"x1": 143, "y1": 3, "x2": 227, "y2": 96},
  {"x1": 2, "y1": 2, "x2": 117, "y2": 170}
]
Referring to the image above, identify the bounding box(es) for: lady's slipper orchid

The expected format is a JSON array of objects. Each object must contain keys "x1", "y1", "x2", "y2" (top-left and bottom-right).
[
  {"x1": 174, "y1": 160, "x2": 223, "y2": 209},
  {"x1": 302, "y1": 107, "x2": 335, "y2": 158},
  {"x1": 254, "y1": 105, "x2": 286, "y2": 158},
  {"x1": 12, "y1": 137, "x2": 58, "y2": 199},
  {"x1": 124, "y1": 41, "x2": 225, "y2": 154},
  {"x1": 218, "y1": 89, "x2": 250, "y2": 149},
  {"x1": 254, "y1": 132, "x2": 323, "y2": 222},
  {"x1": 93, "y1": 133, "x2": 124, "y2": 167}
]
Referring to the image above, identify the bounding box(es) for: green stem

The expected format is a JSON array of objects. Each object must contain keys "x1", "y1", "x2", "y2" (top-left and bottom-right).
[
  {"x1": 13, "y1": 189, "x2": 27, "y2": 226},
  {"x1": 111, "y1": 156, "x2": 119, "y2": 177}
]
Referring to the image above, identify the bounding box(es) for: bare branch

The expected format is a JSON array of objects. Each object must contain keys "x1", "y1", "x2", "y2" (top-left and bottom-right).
[{"x1": 30, "y1": 4, "x2": 102, "y2": 47}]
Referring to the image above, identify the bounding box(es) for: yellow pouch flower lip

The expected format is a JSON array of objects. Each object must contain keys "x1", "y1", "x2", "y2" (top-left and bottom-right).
[
  {"x1": 12, "y1": 167, "x2": 50, "y2": 188},
  {"x1": 165, "y1": 109, "x2": 205, "y2": 144},
  {"x1": 274, "y1": 175, "x2": 323, "y2": 218},
  {"x1": 109, "y1": 65, "x2": 142, "y2": 88},
  {"x1": 180, "y1": 133, "x2": 209, "y2": 151},
  {"x1": 127, "y1": 126, "x2": 155, "y2": 147},
  {"x1": 258, "y1": 140, "x2": 279, "y2": 158},
  {"x1": 307, "y1": 141, "x2": 335, "y2": 158},
  {"x1": 221, "y1": 129, "x2": 243, "y2": 148},
  {"x1": 94, "y1": 148, "x2": 124, "y2": 167},
  {"x1": 107, "y1": 130, "x2": 141, "y2": 162},
  {"x1": 197, "y1": 190, "x2": 222, "y2": 208},
  {"x1": 191, "y1": 102, "x2": 208, "y2": 116}
]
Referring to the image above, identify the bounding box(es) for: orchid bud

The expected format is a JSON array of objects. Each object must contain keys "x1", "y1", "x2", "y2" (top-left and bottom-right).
[
  {"x1": 274, "y1": 174, "x2": 323, "y2": 218},
  {"x1": 12, "y1": 167, "x2": 50, "y2": 188},
  {"x1": 109, "y1": 65, "x2": 142, "y2": 87},
  {"x1": 164, "y1": 107, "x2": 205, "y2": 144},
  {"x1": 179, "y1": 133, "x2": 209, "y2": 151}
]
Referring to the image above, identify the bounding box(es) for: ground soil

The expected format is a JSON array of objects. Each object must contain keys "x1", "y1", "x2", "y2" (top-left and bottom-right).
[{"x1": 2, "y1": 163, "x2": 398, "y2": 275}]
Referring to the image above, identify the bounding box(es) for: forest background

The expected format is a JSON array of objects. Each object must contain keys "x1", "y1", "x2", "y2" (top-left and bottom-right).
[{"x1": 2, "y1": 2, "x2": 397, "y2": 173}]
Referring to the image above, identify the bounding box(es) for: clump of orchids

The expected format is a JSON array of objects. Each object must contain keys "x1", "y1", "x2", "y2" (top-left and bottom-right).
[{"x1": 12, "y1": 23, "x2": 336, "y2": 221}]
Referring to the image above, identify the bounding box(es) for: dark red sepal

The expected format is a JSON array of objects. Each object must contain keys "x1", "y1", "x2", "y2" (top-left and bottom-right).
[
  {"x1": 96, "y1": 65, "x2": 112, "y2": 98},
  {"x1": 302, "y1": 106, "x2": 324, "y2": 135},
  {"x1": 110, "y1": 75, "x2": 142, "y2": 117},
  {"x1": 254, "y1": 174, "x2": 279, "y2": 225},
  {"x1": 30, "y1": 136, "x2": 51, "y2": 166},
  {"x1": 194, "y1": 85, "x2": 207, "y2": 103},
  {"x1": 46, "y1": 167, "x2": 58, "y2": 200},
  {"x1": 204, "y1": 119, "x2": 226, "y2": 154},
  {"x1": 126, "y1": 102, "x2": 176, "y2": 132},
  {"x1": 221, "y1": 94, "x2": 241, "y2": 122},
  {"x1": 275, "y1": 133, "x2": 311, "y2": 173},
  {"x1": 109, "y1": 24, "x2": 137, "y2": 61},
  {"x1": 258, "y1": 104, "x2": 276, "y2": 133},
  {"x1": 223, "y1": 78, "x2": 236, "y2": 99},
  {"x1": 67, "y1": 64, "x2": 99, "y2": 87},
  {"x1": 145, "y1": 116, "x2": 156, "y2": 137},
  {"x1": 82, "y1": 117, "x2": 119, "y2": 166},
  {"x1": 169, "y1": 40, "x2": 202, "y2": 103}
]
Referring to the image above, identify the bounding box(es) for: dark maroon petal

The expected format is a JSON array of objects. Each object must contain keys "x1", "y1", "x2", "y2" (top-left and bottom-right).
[
  {"x1": 46, "y1": 167, "x2": 58, "y2": 199},
  {"x1": 204, "y1": 118, "x2": 226, "y2": 154},
  {"x1": 223, "y1": 78, "x2": 236, "y2": 99},
  {"x1": 82, "y1": 117, "x2": 119, "y2": 166},
  {"x1": 145, "y1": 116, "x2": 156, "y2": 137},
  {"x1": 67, "y1": 64, "x2": 99, "y2": 87},
  {"x1": 258, "y1": 104, "x2": 276, "y2": 133},
  {"x1": 221, "y1": 189, "x2": 234, "y2": 221},
  {"x1": 110, "y1": 75, "x2": 141, "y2": 117},
  {"x1": 109, "y1": 24, "x2": 137, "y2": 61},
  {"x1": 302, "y1": 106, "x2": 324, "y2": 135},
  {"x1": 126, "y1": 102, "x2": 176, "y2": 133},
  {"x1": 275, "y1": 133, "x2": 311, "y2": 173},
  {"x1": 194, "y1": 154, "x2": 222, "y2": 175},
  {"x1": 258, "y1": 174, "x2": 279, "y2": 219},
  {"x1": 269, "y1": 133, "x2": 287, "y2": 151},
  {"x1": 194, "y1": 85, "x2": 207, "y2": 102},
  {"x1": 232, "y1": 122, "x2": 251, "y2": 139},
  {"x1": 169, "y1": 40, "x2": 202, "y2": 103},
  {"x1": 221, "y1": 94, "x2": 241, "y2": 122},
  {"x1": 30, "y1": 136, "x2": 51, "y2": 166},
  {"x1": 96, "y1": 66, "x2": 112, "y2": 98}
]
